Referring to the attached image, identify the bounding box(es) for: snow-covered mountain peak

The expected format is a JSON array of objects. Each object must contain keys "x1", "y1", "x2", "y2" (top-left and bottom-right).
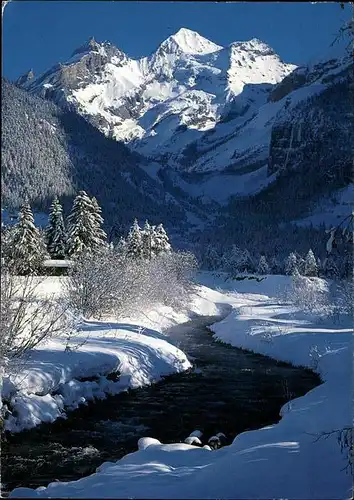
[
  {"x1": 69, "y1": 37, "x2": 127, "y2": 65},
  {"x1": 19, "y1": 30, "x2": 299, "y2": 161},
  {"x1": 160, "y1": 28, "x2": 223, "y2": 55},
  {"x1": 71, "y1": 37, "x2": 103, "y2": 58},
  {"x1": 219, "y1": 38, "x2": 296, "y2": 97},
  {"x1": 230, "y1": 38, "x2": 275, "y2": 55}
]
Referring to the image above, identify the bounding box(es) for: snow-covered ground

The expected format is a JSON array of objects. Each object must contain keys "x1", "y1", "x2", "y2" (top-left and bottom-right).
[
  {"x1": 2, "y1": 277, "x2": 218, "y2": 434},
  {"x1": 173, "y1": 166, "x2": 277, "y2": 205},
  {"x1": 293, "y1": 184, "x2": 354, "y2": 228},
  {"x1": 8, "y1": 273, "x2": 353, "y2": 499}
]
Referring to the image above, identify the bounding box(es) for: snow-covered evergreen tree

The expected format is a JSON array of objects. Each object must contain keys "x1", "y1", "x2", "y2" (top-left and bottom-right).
[
  {"x1": 292, "y1": 267, "x2": 301, "y2": 278},
  {"x1": 203, "y1": 244, "x2": 220, "y2": 270},
  {"x1": 340, "y1": 254, "x2": 353, "y2": 280},
  {"x1": 222, "y1": 245, "x2": 242, "y2": 274},
  {"x1": 257, "y1": 255, "x2": 270, "y2": 275},
  {"x1": 241, "y1": 249, "x2": 255, "y2": 273},
  {"x1": 1, "y1": 210, "x2": 9, "y2": 263},
  {"x1": 304, "y1": 249, "x2": 318, "y2": 276},
  {"x1": 221, "y1": 246, "x2": 254, "y2": 275},
  {"x1": 90, "y1": 196, "x2": 108, "y2": 251},
  {"x1": 1, "y1": 224, "x2": 11, "y2": 265},
  {"x1": 270, "y1": 256, "x2": 281, "y2": 275},
  {"x1": 115, "y1": 236, "x2": 127, "y2": 256},
  {"x1": 125, "y1": 219, "x2": 144, "y2": 260},
  {"x1": 295, "y1": 253, "x2": 306, "y2": 275},
  {"x1": 285, "y1": 252, "x2": 298, "y2": 275},
  {"x1": 45, "y1": 196, "x2": 67, "y2": 259},
  {"x1": 323, "y1": 256, "x2": 339, "y2": 279},
  {"x1": 66, "y1": 191, "x2": 104, "y2": 257},
  {"x1": 141, "y1": 220, "x2": 155, "y2": 260},
  {"x1": 6, "y1": 202, "x2": 47, "y2": 274},
  {"x1": 154, "y1": 223, "x2": 171, "y2": 255}
]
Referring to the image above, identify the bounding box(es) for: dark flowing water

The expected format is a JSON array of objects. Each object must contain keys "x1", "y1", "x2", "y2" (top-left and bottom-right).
[{"x1": 2, "y1": 315, "x2": 321, "y2": 494}]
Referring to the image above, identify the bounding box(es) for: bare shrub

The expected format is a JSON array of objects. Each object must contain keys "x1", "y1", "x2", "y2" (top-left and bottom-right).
[
  {"x1": 62, "y1": 250, "x2": 124, "y2": 319},
  {"x1": 63, "y1": 250, "x2": 198, "y2": 320},
  {"x1": 334, "y1": 279, "x2": 354, "y2": 316},
  {"x1": 146, "y1": 251, "x2": 198, "y2": 309},
  {"x1": 307, "y1": 427, "x2": 353, "y2": 476},
  {"x1": 0, "y1": 265, "x2": 70, "y2": 365},
  {"x1": 286, "y1": 274, "x2": 331, "y2": 317}
]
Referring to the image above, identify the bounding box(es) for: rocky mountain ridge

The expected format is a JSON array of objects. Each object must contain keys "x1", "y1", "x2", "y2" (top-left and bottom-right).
[
  {"x1": 19, "y1": 29, "x2": 295, "y2": 169},
  {"x1": 13, "y1": 28, "x2": 353, "y2": 218}
]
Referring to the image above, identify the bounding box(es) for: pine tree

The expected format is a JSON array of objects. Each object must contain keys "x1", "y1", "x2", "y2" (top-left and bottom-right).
[
  {"x1": 125, "y1": 219, "x2": 144, "y2": 260},
  {"x1": 295, "y1": 252, "x2": 306, "y2": 275},
  {"x1": 240, "y1": 249, "x2": 254, "y2": 273},
  {"x1": 323, "y1": 256, "x2": 339, "y2": 279},
  {"x1": 141, "y1": 220, "x2": 154, "y2": 259},
  {"x1": 257, "y1": 255, "x2": 270, "y2": 275},
  {"x1": 45, "y1": 196, "x2": 67, "y2": 259},
  {"x1": 270, "y1": 256, "x2": 281, "y2": 275},
  {"x1": 292, "y1": 267, "x2": 301, "y2": 278},
  {"x1": 341, "y1": 254, "x2": 353, "y2": 280},
  {"x1": 222, "y1": 245, "x2": 242, "y2": 274},
  {"x1": 221, "y1": 246, "x2": 253, "y2": 275},
  {"x1": 204, "y1": 245, "x2": 220, "y2": 270},
  {"x1": 6, "y1": 202, "x2": 48, "y2": 275},
  {"x1": 1, "y1": 224, "x2": 11, "y2": 265},
  {"x1": 154, "y1": 223, "x2": 171, "y2": 255},
  {"x1": 115, "y1": 236, "x2": 127, "y2": 255},
  {"x1": 285, "y1": 252, "x2": 298, "y2": 275},
  {"x1": 304, "y1": 249, "x2": 318, "y2": 276},
  {"x1": 66, "y1": 191, "x2": 102, "y2": 257},
  {"x1": 90, "y1": 196, "x2": 108, "y2": 251},
  {"x1": 1, "y1": 209, "x2": 9, "y2": 264}
]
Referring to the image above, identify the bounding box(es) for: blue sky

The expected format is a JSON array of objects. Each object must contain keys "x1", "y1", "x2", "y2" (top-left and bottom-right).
[{"x1": 3, "y1": 1, "x2": 351, "y2": 80}]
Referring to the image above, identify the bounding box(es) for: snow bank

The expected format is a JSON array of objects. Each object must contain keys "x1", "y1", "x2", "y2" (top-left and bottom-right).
[
  {"x1": 8, "y1": 274, "x2": 353, "y2": 499},
  {"x1": 2, "y1": 277, "x2": 219, "y2": 433},
  {"x1": 293, "y1": 184, "x2": 354, "y2": 228},
  {"x1": 3, "y1": 324, "x2": 192, "y2": 433}
]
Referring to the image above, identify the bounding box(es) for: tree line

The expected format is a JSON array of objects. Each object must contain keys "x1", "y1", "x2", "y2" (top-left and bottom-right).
[
  {"x1": 1, "y1": 191, "x2": 174, "y2": 276},
  {"x1": 200, "y1": 243, "x2": 349, "y2": 280},
  {"x1": 0, "y1": 191, "x2": 198, "y2": 362}
]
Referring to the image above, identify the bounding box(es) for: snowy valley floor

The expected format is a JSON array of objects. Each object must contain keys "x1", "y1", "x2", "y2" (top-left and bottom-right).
[{"x1": 5, "y1": 274, "x2": 353, "y2": 499}]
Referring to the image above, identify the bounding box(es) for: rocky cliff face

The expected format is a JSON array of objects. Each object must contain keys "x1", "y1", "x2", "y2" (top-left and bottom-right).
[{"x1": 268, "y1": 59, "x2": 352, "y2": 189}]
